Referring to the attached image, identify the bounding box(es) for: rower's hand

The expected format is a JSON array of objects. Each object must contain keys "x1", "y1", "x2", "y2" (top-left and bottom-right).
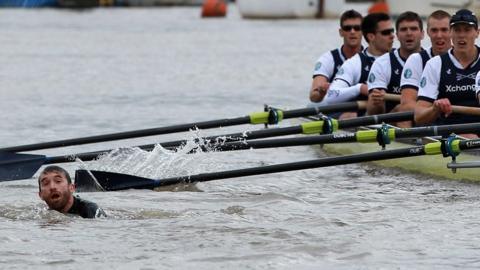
[
  {"x1": 360, "y1": 84, "x2": 369, "y2": 96},
  {"x1": 433, "y1": 98, "x2": 452, "y2": 117},
  {"x1": 369, "y1": 89, "x2": 385, "y2": 106},
  {"x1": 310, "y1": 82, "x2": 330, "y2": 102}
]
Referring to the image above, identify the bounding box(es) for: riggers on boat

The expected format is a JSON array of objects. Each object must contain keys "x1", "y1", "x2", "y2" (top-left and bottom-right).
[{"x1": 305, "y1": 117, "x2": 480, "y2": 182}]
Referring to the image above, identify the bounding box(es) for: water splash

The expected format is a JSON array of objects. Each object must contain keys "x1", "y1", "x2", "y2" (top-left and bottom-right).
[{"x1": 81, "y1": 130, "x2": 235, "y2": 180}]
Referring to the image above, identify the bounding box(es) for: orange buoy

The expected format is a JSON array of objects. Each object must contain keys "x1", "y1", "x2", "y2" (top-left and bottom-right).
[
  {"x1": 201, "y1": 0, "x2": 227, "y2": 18},
  {"x1": 368, "y1": 0, "x2": 389, "y2": 14}
]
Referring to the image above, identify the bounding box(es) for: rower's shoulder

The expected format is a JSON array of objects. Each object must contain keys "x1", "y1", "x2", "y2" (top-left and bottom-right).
[{"x1": 424, "y1": 54, "x2": 443, "y2": 68}]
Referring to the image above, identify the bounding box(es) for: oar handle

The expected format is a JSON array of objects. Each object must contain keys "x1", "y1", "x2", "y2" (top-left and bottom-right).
[
  {"x1": 384, "y1": 93, "x2": 401, "y2": 102},
  {"x1": 384, "y1": 93, "x2": 480, "y2": 116},
  {"x1": 451, "y1": 105, "x2": 480, "y2": 116}
]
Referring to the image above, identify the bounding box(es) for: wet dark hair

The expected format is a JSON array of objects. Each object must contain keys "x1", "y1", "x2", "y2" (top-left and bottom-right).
[
  {"x1": 396, "y1": 11, "x2": 423, "y2": 31},
  {"x1": 38, "y1": 165, "x2": 72, "y2": 192},
  {"x1": 340, "y1": 9, "x2": 363, "y2": 27},
  {"x1": 361, "y1": 12, "x2": 391, "y2": 43}
]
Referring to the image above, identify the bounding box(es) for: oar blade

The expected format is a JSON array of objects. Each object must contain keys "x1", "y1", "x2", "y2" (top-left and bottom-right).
[
  {"x1": 0, "y1": 152, "x2": 47, "y2": 181},
  {"x1": 75, "y1": 170, "x2": 156, "y2": 191}
]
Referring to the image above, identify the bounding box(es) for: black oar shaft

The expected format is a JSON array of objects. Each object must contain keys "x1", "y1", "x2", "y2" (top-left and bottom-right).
[
  {"x1": 282, "y1": 102, "x2": 364, "y2": 118},
  {"x1": 394, "y1": 123, "x2": 480, "y2": 138},
  {"x1": 138, "y1": 139, "x2": 480, "y2": 190},
  {"x1": 2, "y1": 102, "x2": 366, "y2": 153},
  {"x1": 213, "y1": 134, "x2": 358, "y2": 151},
  {"x1": 338, "y1": 111, "x2": 413, "y2": 129},
  {"x1": 0, "y1": 116, "x2": 250, "y2": 153}
]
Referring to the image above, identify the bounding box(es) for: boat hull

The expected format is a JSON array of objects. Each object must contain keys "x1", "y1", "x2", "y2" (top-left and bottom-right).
[
  {"x1": 389, "y1": 0, "x2": 480, "y2": 18},
  {"x1": 237, "y1": 0, "x2": 320, "y2": 19},
  {"x1": 236, "y1": 0, "x2": 372, "y2": 19},
  {"x1": 320, "y1": 135, "x2": 479, "y2": 182}
]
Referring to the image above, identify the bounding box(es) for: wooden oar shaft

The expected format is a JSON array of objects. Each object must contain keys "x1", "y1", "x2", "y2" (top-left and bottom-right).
[{"x1": 452, "y1": 105, "x2": 480, "y2": 116}]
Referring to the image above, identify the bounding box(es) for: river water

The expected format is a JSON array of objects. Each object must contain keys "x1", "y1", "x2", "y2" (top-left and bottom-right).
[{"x1": 1, "y1": 5, "x2": 480, "y2": 269}]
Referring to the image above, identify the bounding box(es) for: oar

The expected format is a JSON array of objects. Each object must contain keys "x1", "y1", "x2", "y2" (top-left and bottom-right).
[
  {"x1": 385, "y1": 94, "x2": 480, "y2": 116},
  {"x1": 0, "y1": 101, "x2": 366, "y2": 153},
  {"x1": 211, "y1": 122, "x2": 480, "y2": 151},
  {"x1": 74, "y1": 138, "x2": 480, "y2": 191},
  {"x1": 0, "y1": 111, "x2": 412, "y2": 181}
]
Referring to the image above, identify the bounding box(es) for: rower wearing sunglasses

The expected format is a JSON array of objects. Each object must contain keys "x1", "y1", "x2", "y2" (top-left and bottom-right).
[
  {"x1": 321, "y1": 12, "x2": 394, "y2": 119},
  {"x1": 366, "y1": 11, "x2": 424, "y2": 119},
  {"x1": 398, "y1": 10, "x2": 452, "y2": 128},
  {"x1": 416, "y1": 9, "x2": 480, "y2": 138},
  {"x1": 309, "y1": 10, "x2": 363, "y2": 103}
]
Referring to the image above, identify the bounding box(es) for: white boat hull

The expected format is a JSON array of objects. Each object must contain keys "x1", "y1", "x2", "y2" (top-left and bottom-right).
[
  {"x1": 237, "y1": 0, "x2": 320, "y2": 19},
  {"x1": 389, "y1": 0, "x2": 480, "y2": 18},
  {"x1": 236, "y1": 0, "x2": 373, "y2": 19},
  {"x1": 124, "y1": 0, "x2": 203, "y2": 6}
]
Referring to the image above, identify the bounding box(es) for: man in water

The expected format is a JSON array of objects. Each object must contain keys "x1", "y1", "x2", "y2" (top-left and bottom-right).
[
  {"x1": 38, "y1": 165, "x2": 106, "y2": 218},
  {"x1": 309, "y1": 9, "x2": 363, "y2": 103}
]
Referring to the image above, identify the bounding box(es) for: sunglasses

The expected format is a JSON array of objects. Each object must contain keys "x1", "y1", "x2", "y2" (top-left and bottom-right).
[
  {"x1": 377, "y1": 28, "x2": 395, "y2": 36},
  {"x1": 342, "y1": 25, "x2": 361, "y2": 32}
]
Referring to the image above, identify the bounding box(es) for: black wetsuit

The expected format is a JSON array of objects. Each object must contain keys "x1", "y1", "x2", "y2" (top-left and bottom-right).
[{"x1": 67, "y1": 196, "x2": 106, "y2": 219}]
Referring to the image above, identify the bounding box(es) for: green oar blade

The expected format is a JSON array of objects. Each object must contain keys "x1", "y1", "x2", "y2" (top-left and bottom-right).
[
  {"x1": 75, "y1": 170, "x2": 156, "y2": 191},
  {"x1": 0, "y1": 152, "x2": 47, "y2": 181}
]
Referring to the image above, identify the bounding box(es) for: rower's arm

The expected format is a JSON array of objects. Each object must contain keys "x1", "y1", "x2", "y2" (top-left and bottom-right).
[
  {"x1": 399, "y1": 88, "x2": 417, "y2": 112},
  {"x1": 310, "y1": 52, "x2": 335, "y2": 102},
  {"x1": 367, "y1": 88, "x2": 386, "y2": 115},
  {"x1": 323, "y1": 55, "x2": 365, "y2": 104},
  {"x1": 399, "y1": 53, "x2": 423, "y2": 112},
  {"x1": 414, "y1": 99, "x2": 439, "y2": 124},
  {"x1": 366, "y1": 54, "x2": 390, "y2": 115},
  {"x1": 415, "y1": 57, "x2": 442, "y2": 124},
  {"x1": 310, "y1": 75, "x2": 329, "y2": 102}
]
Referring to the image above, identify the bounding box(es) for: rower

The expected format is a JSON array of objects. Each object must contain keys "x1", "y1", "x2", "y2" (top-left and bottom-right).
[
  {"x1": 366, "y1": 11, "x2": 424, "y2": 119},
  {"x1": 322, "y1": 12, "x2": 394, "y2": 118},
  {"x1": 399, "y1": 10, "x2": 452, "y2": 127},
  {"x1": 38, "y1": 165, "x2": 106, "y2": 219},
  {"x1": 309, "y1": 10, "x2": 363, "y2": 103},
  {"x1": 415, "y1": 9, "x2": 480, "y2": 138}
]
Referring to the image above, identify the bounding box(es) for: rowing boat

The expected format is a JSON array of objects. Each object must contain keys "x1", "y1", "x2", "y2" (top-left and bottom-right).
[{"x1": 302, "y1": 117, "x2": 480, "y2": 182}]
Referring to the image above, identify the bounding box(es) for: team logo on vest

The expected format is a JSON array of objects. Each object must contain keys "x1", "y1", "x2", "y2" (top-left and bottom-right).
[
  {"x1": 314, "y1": 62, "x2": 322, "y2": 71},
  {"x1": 456, "y1": 73, "x2": 477, "y2": 81},
  {"x1": 394, "y1": 69, "x2": 400, "y2": 76},
  {"x1": 446, "y1": 69, "x2": 452, "y2": 75},
  {"x1": 364, "y1": 65, "x2": 370, "y2": 72},
  {"x1": 368, "y1": 73, "x2": 376, "y2": 83},
  {"x1": 337, "y1": 67, "x2": 344, "y2": 76},
  {"x1": 445, "y1": 84, "x2": 475, "y2": 92},
  {"x1": 420, "y1": 77, "x2": 427, "y2": 88},
  {"x1": 403, "y1": 68, "x2": 412, "y2": 79}
]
